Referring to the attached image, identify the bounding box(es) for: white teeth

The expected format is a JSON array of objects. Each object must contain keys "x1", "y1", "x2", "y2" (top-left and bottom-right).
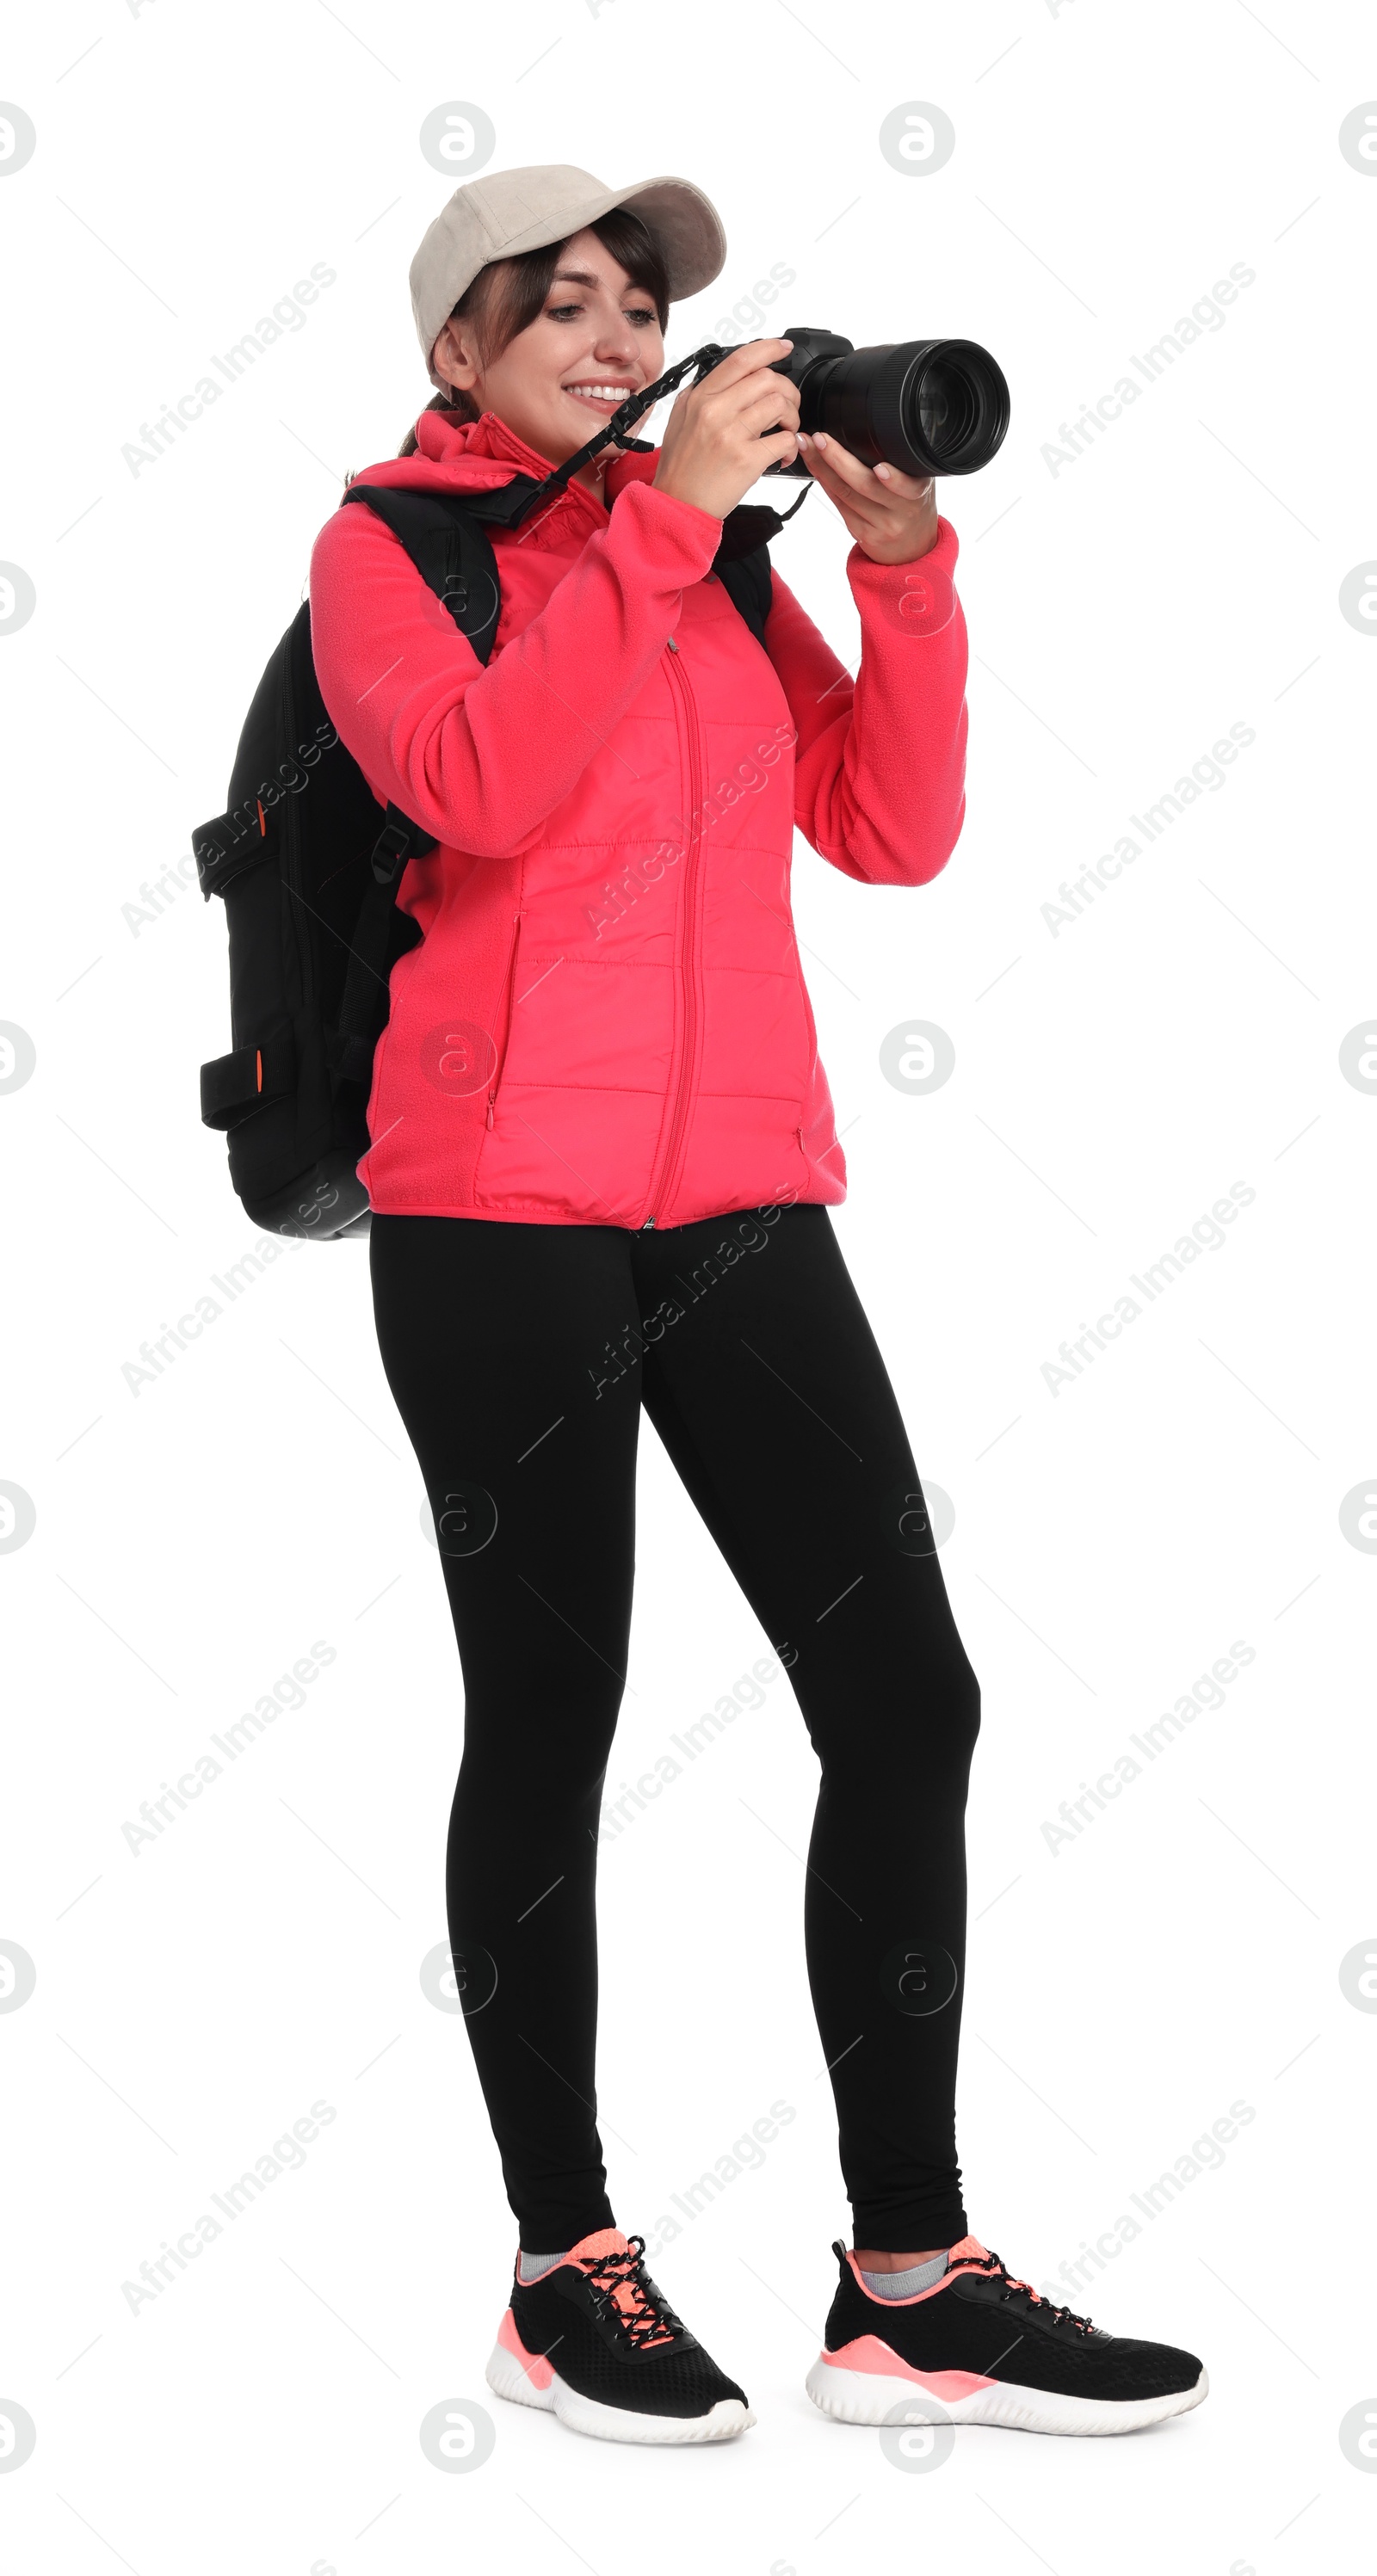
[{"x1": 567, "y1": 386, "x2": 629, "y2": 402}]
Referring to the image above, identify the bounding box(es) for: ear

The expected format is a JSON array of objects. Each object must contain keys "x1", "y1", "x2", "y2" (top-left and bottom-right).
[{"x1": 432, "y1": 318, "x2": 480, "y2": 397}]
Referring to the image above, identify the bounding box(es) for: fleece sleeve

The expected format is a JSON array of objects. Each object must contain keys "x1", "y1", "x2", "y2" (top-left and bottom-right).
[
  {"x1": 307, "y1": 480, "x2": 723, "y2": 857},
  {"x1": 763, "y1": 515, "x2": 968, "y2": 885}
]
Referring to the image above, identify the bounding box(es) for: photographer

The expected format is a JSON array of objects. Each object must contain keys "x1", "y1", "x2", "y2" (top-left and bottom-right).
[{"x1": 307, "y1": 162, "x2": 1206, "y2": 2445}]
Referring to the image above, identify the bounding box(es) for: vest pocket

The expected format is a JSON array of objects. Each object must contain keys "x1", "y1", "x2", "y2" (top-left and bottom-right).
[{"x1": 484, "y1": 914, "x2": 522, "y2": 1131}]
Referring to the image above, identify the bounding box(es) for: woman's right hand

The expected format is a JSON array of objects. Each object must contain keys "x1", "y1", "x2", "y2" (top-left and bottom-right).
[{"x1": 651, "y1": 339, "x2": 801, "y2": 521}]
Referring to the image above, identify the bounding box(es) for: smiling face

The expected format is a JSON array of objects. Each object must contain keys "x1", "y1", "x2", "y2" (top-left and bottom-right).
[{"x1": 431, "y1": 226, "x2": 667, "y2": 491}]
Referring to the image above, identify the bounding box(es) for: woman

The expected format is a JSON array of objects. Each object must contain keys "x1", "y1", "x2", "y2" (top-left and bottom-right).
[{"x1": 309, "y1": 163, "x2": 1207, "y2": 2446}]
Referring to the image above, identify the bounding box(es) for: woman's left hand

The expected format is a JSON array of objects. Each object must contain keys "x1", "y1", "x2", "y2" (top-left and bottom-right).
[{"x1": 797, "y1": 430, "x2": 940, "y2": 564}]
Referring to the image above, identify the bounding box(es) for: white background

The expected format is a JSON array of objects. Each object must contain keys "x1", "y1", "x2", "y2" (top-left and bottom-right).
[{"x1": 2, "y1": 2, "x2": 1374, "y2": 2569}]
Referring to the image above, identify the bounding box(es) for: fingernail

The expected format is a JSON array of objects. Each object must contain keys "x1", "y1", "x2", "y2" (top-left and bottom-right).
[
  {"x1": 814, "y1": 432, "x2": 829, "y2": 448},
  {"x1": 874, "y1": 464, "x2": 892, "y2": 480}
]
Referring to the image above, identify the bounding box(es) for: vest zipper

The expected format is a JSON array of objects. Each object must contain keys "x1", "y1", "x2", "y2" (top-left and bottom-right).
[
  {"x1": 486, "y1": 911, "x2": 522, "y2": 1128},
  {"x1": 642, "y1": 639, "x2": 703, "y2": 1225}
]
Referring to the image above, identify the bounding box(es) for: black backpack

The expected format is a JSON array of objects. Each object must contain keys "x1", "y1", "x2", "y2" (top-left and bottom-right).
[{"x1": 193, "y1": 473, "x2": 781, "y2": 1240}]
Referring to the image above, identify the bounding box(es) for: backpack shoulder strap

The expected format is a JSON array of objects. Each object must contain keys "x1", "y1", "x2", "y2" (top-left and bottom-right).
[
  {"x1": 327, "y1": 484, "x2": 532, "y2": 1085},
  {"x1": 344, "y1": 476, "x2": 784, "y2": 656},
  {"x1": 342, "y1": 483, "x2": 503, "y2": 667},
  {"x1": 715, "y1": 545, "x2": 774, "y2": 651},
  {"x1": 709, "y1": 493, "x2": 810, "y2": 650},
  {"x1": 332, "y1": 482, "x2": 520, "y2": 896}
]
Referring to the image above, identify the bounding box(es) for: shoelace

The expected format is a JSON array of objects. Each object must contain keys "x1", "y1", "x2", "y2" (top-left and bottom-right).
[
  {"x1": 577, "y1": 2235, "x2": 682, "y2": 2353},
  {"x1": 946, "y1": 2246, "x2": 1095, "y2": 2335}
]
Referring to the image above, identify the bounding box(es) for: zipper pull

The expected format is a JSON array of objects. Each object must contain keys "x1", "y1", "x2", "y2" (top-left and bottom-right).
[
  {"x1": 487, "y1": 1094, "x2": 496, "y2": 1130},
  {"x1": 641, "y1": 1217, "x2": 656, "y2": 1230},
  {"x1": 666, "y1": 635, "x2": 679, "y2": 654}
]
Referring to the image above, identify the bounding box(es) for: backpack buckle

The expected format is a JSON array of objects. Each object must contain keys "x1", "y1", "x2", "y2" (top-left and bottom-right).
[{"x1": 370, "y1": 817, "x2": 414, "y2": 885}]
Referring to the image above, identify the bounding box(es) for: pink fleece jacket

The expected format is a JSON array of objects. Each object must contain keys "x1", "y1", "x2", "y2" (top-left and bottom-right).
[{"x1": 307, "y1": 407, "x2": 968, "y2": 1229}]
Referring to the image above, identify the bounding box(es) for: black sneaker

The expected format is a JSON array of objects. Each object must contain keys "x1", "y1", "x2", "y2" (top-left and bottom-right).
[
  {"x1": 485, "y1": 2227, "x2": 754, "y2": 2444},
  {"x1": 806, "y1": 2234, "x2": 1208, "y2": 2436}
]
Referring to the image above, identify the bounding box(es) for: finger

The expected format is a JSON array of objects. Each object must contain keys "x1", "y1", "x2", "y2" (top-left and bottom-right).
[
  {"x1": 700, "y1": 366, "x2": 800, "y2": 428},
  {"x1": 800, "y1": 443, "x2": 917, "y2": 532},
  {"x1": 797, "y1": 452, "x2": 877, "y2": 514},
  {"x1": 799, "y1": 448, "x2": 892, "y2": 529},
  {"x1": 799, "y1": 431, "x2": 881, "y2": 492},
  {"x1": 800, "y1": 434, "x2": 930, "y2": 511},
  {"x1": 755, "y1": 428, "x2": 802, "y2": 465},
  {"x1": 699, "y1": 336, "x2": 794, "y2": 391},
  {"x1": 798, "y1": 440, "x2": 880, "y2": 502},
  {"x1": 732, "y1": 379, "x2": 809, "y2": 429},
  {"x1": 870, "y1": 461, "x2": 935, "y2": 502}
]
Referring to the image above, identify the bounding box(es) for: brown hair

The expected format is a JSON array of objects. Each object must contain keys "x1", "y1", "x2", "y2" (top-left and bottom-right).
[{"x1": 391, "y1": 208, "x2": 670, "y2": 471}]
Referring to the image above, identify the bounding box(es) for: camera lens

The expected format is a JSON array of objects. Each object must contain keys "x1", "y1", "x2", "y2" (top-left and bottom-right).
[
  {"x1": 902, "y1": 343, "x2": 1007, "y2": 472},
  {"x1": 916, "y1": 359, "x2": 974, "y2": 459},
  {"x1": 790, "y1": 335, "x2": 1010, "y2": 477}
]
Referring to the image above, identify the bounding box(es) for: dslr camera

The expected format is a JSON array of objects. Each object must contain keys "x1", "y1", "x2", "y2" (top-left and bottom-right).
[{"x1": 705, "y1": 325, "x2": 1010, "y2": 478}]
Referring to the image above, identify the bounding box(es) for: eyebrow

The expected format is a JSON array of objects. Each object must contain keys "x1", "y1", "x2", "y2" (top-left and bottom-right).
[{"x1": 548, "y1": 266, "x2": 651, "y2": 295}]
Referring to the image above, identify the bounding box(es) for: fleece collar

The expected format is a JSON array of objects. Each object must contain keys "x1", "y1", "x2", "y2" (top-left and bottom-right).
[{"x1": 348, "y1": 406, "x2": 663, "y2": 532}]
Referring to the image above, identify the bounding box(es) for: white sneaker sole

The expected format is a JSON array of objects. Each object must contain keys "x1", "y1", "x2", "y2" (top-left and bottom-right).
[
  {"x1": 485, "y1": 2330, "x2": 754, "y2": 2445},
  {"x1": 806, "y1": 2355, "x2": 1208, "y2": 2437}
]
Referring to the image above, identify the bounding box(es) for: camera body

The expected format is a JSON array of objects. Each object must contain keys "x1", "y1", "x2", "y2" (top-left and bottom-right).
[{"x1": 704, "y1": 325, "x2": 1010, "y2": 478}]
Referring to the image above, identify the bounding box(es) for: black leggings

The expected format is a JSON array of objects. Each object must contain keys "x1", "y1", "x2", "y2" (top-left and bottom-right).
[{"x1": 371, "y1": 1203, "x2": 981, "y2": 2252}]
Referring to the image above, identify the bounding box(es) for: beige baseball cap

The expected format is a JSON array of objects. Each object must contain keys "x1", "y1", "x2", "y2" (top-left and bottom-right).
[{"x1": 411, "y1": 163, "x2": 727, "y2": 387}]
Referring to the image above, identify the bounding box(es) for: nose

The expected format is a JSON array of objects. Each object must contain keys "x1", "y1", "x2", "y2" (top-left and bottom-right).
[{"x1": 592, "y1": 310, "x2": 644, "y2": 376}]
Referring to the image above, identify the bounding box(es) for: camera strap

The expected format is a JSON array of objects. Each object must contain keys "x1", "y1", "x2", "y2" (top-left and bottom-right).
[{"x1": 500, "y1": 342, "x2": 812, "y2": 539}]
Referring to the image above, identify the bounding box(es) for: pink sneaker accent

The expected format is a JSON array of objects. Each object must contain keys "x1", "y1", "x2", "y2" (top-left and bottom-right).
[
  {"x1": 497, "y1": 2306, "x2": 553, "y2": 2389},
  {"x1": 819, "y1": 2334, "x2": 993, "y2": 2401},
  {"x1": 843, "y1": 2248, "x2": 955, "y2": 2308},
  {"x1": 563, "y1": 2227, "x2": 632, "y2": 2265},
  {"x1": 946, "y1": 2236, "x2": 1066, "y2": 2314},
  {"x1": 563, "y1": 2229, "x2": 676, "y2": 2349},
  {"x1": 519, "y1": 2228, "x2": 678, "y2": 2351}
]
